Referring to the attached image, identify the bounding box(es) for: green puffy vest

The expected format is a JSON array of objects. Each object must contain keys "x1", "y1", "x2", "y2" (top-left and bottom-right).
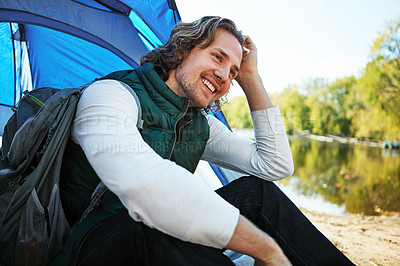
[{"x1": 54, "y1": 65, "x2": 210, "y2": 265}]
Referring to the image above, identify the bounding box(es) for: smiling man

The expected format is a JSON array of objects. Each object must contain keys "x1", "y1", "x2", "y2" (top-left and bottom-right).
[{"x1": 52, "y1": 16, "x2": 354, "y2": 265}]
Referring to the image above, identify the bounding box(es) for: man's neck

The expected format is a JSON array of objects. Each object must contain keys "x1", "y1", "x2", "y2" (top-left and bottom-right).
[{"x1": 165, "y1": 68, "x2": 180, "y2": 96}]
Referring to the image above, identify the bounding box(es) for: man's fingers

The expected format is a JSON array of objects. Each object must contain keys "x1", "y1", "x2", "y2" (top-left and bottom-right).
[
  {"x1": 243, "y1": 35, "x2": 255, "y2": 46},
  {"x1": 242, "y1": 35, "x2": 256, "y2": 54}
]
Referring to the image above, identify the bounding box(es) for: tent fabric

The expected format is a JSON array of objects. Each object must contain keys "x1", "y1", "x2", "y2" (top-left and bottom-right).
[
  {"x1": 122, "y1": 0, "x2": 180, "y2": 43},
  {"x1": 129, "y1": 10, "x2": 163, "y2": 49},
  {"x1": 0, "y1": 23, "x2": 15, "y2": 107},
  {"x1": 0, "y1": 0, "x2": 149, "y2": 67},
  {"x1": 25, "y1": 24, "x2": 132, "y2": 89},
  {"x1": 0, "y1": 0, "x2": 180, "y2": 134},
  {"x1": 0, "y1": 22, "x2": 32, "y2": 108}
]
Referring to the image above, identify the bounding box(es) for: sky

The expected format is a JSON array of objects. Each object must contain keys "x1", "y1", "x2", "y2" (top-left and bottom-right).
[{"x1": 174, "y1": 0, "x2": 400, "y2": 98}]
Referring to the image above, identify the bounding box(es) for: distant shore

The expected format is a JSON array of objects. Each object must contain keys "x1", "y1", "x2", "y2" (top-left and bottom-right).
[
  {"x1": 234, "y1": 128, "x2": 400, "y2": 150},
  {"x1": 298, "y1": 132, "x2": 385, "y2": 148}
]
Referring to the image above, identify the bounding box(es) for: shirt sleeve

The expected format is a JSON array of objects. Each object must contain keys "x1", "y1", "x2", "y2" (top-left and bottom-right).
[
  {"x1": 71, "y1": 80, "x2": 239, "y2": 249},
  {"x1": 202, "y1": 106, "x2": 294, "y2": 181}
]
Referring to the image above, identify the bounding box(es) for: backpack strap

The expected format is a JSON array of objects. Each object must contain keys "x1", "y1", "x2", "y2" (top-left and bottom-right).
[{"x1": 77, "y1": 182, "x2": 108, "y2": 225}]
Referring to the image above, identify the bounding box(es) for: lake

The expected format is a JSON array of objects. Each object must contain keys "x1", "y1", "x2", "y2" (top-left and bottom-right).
[{"x1": 277, "y1": 136, "x2": 400, "y2": 216}]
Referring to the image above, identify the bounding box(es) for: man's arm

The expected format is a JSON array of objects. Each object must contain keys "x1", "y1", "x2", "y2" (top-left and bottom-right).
[
  {"x1": 202, "y1": 35, "x2": 293, "y2": 181},
  {"x1": 224, "y1": 36, "x2": 292, "y2": 265},
  {"x1": 203, "y1": 107, "x2": 293, "y2": 181}
]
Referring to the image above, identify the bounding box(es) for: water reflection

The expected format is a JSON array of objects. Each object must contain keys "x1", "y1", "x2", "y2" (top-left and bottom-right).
[{"x1": 278, "y1": 136, "x2": 400, "y2": 215}]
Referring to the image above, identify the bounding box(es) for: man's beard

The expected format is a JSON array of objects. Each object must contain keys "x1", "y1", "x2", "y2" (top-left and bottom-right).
[{"x1": 175, "y1": 70, "x2": 207, "y2": 108}]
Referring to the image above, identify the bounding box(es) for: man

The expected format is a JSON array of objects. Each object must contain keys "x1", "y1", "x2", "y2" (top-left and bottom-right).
[{"x1": 52, "y1": 16, "x2": 354, "y2": 265}]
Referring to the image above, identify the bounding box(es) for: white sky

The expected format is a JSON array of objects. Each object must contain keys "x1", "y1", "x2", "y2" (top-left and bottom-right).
[{"x1": 174, "y1": 0, "x2": 400, "y2": 97}]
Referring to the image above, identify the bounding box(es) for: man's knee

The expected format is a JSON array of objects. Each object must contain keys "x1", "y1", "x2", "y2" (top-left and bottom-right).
[
  {"x1": 217, "y1": 176, "x2": 277, "y2": 208},
  {"x1": 230, "y1": 175, "x2": 277, "y2": 193}
]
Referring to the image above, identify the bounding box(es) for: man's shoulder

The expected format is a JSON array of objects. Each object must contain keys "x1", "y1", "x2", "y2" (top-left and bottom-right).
[
  {"x1": 100, "y1": 69, "x2": 138, "y2": 82},
  {"x1": 98, "y1": 65, "x2": 161, "y2": 88}
]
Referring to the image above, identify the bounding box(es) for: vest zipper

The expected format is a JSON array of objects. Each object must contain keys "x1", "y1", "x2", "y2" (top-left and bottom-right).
[
  {"x1": 176, "y1": 119, "x2": 193, "y2": 143},
  {"x1": 168, "y1": 101, "x2": 190, "y2": 160}
]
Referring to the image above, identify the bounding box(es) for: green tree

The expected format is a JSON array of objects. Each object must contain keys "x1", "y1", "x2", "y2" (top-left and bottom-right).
[
  {"x1": 357, "y1": 20, "x2": 400, "y2": 140},
  {"x1": 326, "y1": 76, "x2": 360, "y2": 136},
  {"x1": 304, "y1": 78, "x2": 341, "y2": 135},
  {"x1": 221, "y1": 96, "x2": 252, "y2": 129},
  {"x1": 274, "y1": 85, "x2": 310, "y2": 134}
]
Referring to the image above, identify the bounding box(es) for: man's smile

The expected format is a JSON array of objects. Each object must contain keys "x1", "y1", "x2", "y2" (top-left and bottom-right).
[{"x1": 201, "y1": 78, "x2": 216, "y2": 93}]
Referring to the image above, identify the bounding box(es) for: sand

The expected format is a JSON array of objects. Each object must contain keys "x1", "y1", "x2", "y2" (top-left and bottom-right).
[{"x1": 302, "y1": 210, "x2": 400, "y2": 265}]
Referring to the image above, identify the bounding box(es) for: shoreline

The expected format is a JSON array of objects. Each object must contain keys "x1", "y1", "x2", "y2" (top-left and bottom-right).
[
  {"x1": 302, "y1": 209, "x2": 400, "y2": 265},
  {"x1": 296, "y1": 132, "x2": 400, "y2": 150},
  {"x1": 299, "y1": 133, "x2": 382, "y2": 147},
  {"x1": 233, "y1": 128, "x2": 399, "y2": 149}
]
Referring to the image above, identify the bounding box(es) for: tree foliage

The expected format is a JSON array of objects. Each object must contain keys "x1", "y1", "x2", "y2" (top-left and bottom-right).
[
  {"x1": 357, "y1": 20, "x2": 400, "y2": 139},
  {"x1": 224, "y1": 19, "x2": 400, "y2": 141},
  {"x1": 221, "y1": 96, "x2": 252, "y2": 129}
]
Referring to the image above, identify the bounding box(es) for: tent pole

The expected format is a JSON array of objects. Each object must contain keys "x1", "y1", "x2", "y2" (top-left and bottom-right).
[{"x1": 10, "y1": 23, "x2": 17, "y2": 107}]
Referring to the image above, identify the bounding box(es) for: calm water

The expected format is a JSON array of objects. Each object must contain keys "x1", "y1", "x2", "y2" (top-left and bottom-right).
[{"x1": 277, "y1": 136, "x2": 400, "y2": 215}]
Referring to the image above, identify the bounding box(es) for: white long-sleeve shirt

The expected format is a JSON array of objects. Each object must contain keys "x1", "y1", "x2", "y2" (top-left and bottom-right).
[{"x1": 72, "y1": 79, "x2": 293, "y2": 249}]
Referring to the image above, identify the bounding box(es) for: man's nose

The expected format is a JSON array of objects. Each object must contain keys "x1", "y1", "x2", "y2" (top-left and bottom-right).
[{"x1": 215, "y1": 66, "x2": 230, "y2": 83}]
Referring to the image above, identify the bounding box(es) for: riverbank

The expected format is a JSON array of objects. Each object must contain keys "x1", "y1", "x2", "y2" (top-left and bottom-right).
[
  {"x1": 302, "y1": 210, "x2": 400, "y2": 265},
  {"x1": 298, "y1": 132, "x2": 385, "y2": 148},
  {"x1": 233, "y1": 129, "x2": 395, "y2": 149}
]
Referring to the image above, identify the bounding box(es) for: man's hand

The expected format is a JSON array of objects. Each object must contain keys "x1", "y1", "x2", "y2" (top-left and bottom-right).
[
  {"x1": 226, "y1": 215, "x2": 292, "y2": 266},
  {"x1": 236, "y1": 35, "x2": 258, "y2": 82},
  {"x1": 234, "y1": 35, "x2": 273, "y2": 111},
  {"x1": 254, "y1": 247, "x2": 292, "y2": 266}
]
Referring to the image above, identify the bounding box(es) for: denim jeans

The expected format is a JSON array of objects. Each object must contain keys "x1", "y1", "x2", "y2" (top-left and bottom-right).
[{"x1": 77, "y1": 176, "x2": 355, "y2": 265}]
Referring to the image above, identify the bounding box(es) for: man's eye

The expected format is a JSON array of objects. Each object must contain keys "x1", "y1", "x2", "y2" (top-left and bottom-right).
[{"x1": 213, "y1": 54, "x2": 221, "y2": 60}]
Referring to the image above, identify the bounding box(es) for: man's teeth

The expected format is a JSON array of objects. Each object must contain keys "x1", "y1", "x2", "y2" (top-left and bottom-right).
[{"x1": 202, "y1": 79, "x2": 215, "y2": 93}]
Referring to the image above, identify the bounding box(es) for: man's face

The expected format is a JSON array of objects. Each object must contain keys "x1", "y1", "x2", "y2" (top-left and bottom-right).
[{"x1": 166, "y1": 29, "x2": 243, "y2": 108}]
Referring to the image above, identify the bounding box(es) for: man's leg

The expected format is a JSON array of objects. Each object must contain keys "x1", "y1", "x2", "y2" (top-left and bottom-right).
[
  {"x1": 76, "y1": 209, "x2": 234, "y2": 266},
  {"x1": 216, "y1": 175, "x2": 355, "y2": 266}
]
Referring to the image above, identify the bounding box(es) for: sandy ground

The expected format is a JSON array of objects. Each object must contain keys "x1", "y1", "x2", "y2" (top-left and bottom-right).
[{"x1": 302, "y1": 210, "x2": 400, "y2": 265}]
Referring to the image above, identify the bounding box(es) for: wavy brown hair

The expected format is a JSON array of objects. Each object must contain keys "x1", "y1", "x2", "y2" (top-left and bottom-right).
[{"x1": 140, "y1": 16, "x2": 244, "y2": 112}]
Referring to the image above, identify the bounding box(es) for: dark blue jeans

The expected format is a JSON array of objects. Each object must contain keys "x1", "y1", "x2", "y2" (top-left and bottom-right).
[{"x1": 77, "y1": 176, "x2": 355, "y2": 265}]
